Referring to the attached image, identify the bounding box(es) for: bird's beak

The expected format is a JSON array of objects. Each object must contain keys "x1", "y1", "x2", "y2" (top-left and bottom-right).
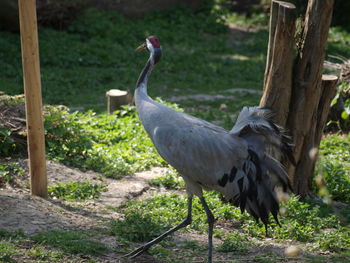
[{"x1": 135, "y1": 43, "x2": 147, "y2": 51}]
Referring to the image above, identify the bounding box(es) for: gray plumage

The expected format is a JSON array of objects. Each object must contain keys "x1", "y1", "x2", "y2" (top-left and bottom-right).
[{"x1": 126, "y1": 36, "x2": 294, "y2": 263}]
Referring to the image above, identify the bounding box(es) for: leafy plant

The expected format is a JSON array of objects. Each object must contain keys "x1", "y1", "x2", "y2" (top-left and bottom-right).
[
  {"x1": 0, "y1": 162, "x2": 25, "y2": 187},
  {"x1": 329, "y1": 81, "x2": 350, "y2": 132},
  {"x1": 44, "y1": 104, "x2": 166, "y2": 177},
  {"x1": 217, "y1": 232, "x2": 250, "y2": 254},
  {"x1": 149, "y1": 168, "x2": 185, "y2": 190},
  {"x1": 110, "y1": 211, "x2": 170, "y2": 243},
  {"x1": 48, "y1": 181, "x2": 107, "y2": 201},
  {"x1": 269, "y1": 196, "x2": 340, "y2": 242},
  {"x1": 0, "y1": 128, "x2": 16, "y2": 156},
  {"x1": 317, "y1": 134, "x2": 350, "y2": 203},
  {"x1": 315, "y1": 228, "x2": 350, "y2": 252},
  {"x1": 321, "y1": 162, "x2": 350, "y2": 203}
]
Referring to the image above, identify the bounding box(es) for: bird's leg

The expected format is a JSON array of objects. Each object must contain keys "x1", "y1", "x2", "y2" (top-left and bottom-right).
[
  {"x1": 124, "y1": 195, "x2": 193, "y2": 259},
  {"x1": 199, "y1": 196, "x2": 215, "y2": 263}
]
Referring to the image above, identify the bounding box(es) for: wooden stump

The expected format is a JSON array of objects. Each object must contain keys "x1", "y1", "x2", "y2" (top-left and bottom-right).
[
  {"x1": 260, "y1": 0, "x2": 296, "y2": 126},
  {"x1": 260, "y1": 0, "x2": 336, "y2": 197},
  {"x1": 106, "y1": 89, "x2": 132, "y2": 114},
  {"x1": 291, "y1": 74, "x2": 338, "y2": 195},
  {"x1": 286, "y1": 0, "x2": 335, "y2": 196}
]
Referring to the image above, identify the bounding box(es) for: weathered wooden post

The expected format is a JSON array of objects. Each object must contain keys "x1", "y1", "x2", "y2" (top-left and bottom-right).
[
  {"x1": 18, "y1": 0, "x2": 47, "y2": 197},
  {"x1": 260, "y1": 0, "x2": 337, "y2": 197}
]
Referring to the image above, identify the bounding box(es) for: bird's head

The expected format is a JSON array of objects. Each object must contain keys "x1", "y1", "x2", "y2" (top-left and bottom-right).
[{"x1": 136, "y1": 36, "x2": 162, "y2": 64}]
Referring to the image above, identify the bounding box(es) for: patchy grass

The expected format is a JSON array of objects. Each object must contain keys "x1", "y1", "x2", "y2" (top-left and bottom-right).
[
  {"x1": 149, "y1": 168, "x2": 185, "y2": 190},
  {"x1": 31, "y1": 230, "x2": 108, "y2": 255},
  {"x1": 0, "y1": 229, "x2": 108, "y2": 262},
  {"x1": 111, "y1": 192, "x2": 350, "y2": 261},
  {"x1": 44, "y1": 104, "x2": 170, "y2": 177},
  {"x1": 217, "y1": 232, "x2": 250, "y2": 254},
  {"x1": 48, "y1": 181, "x2": 107, "y2": 201}
]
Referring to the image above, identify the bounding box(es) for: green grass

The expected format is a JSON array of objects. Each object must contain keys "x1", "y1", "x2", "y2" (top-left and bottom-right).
[
  {"x1": 44, "y1": 104, "x2": 168, "y2": 177},
  {"x1": 0, "y1": 7, "x2": 267, "y2": 113},
  {"x1": 149, "y1": 168, "x2": 185, "y2": 190},
  {"x1": 112, "y1": 190, "x2": 350, "y2": 259},
  {"x1": 217, "y1": 232, "x2": 250, "y2": 254},
  {"x1": 31, "y1": 230, "x2": 108, "y2": 255},
  {"x1": 0, "y1": 229, "x2": 107, "y2": 262},
  {"x1": 48, "y1": 181, "x2": 107, "y2": 201}
]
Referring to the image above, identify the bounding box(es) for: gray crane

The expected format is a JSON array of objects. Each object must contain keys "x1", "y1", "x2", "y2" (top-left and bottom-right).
[{"x1": 125, "y1": 36, "x2": 294, "y2": 263}]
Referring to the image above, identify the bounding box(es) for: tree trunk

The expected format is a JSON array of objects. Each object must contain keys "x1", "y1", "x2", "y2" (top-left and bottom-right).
[
  {"x1": 260, "y1": 1, "x2": 296, "y2": 126},
  {"x1": 260, "y1": 0, "x2": 336, "y2": 197}
]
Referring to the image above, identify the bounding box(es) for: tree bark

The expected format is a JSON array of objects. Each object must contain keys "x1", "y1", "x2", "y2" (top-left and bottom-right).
[
  {"x1": 260, "y1": 0, "x2": 336, "y2": 197},
  {"x1": 260, "y1": 0, "x2": 296, "y2": 126},
  {"x1": 286, "y1": 0, "x2": 334, "y2": 197}
]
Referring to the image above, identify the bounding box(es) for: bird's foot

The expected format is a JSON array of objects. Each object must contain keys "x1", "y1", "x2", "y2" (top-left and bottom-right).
[{"x1": 123, "y1": 244, "x2": 151, "y2": 259}]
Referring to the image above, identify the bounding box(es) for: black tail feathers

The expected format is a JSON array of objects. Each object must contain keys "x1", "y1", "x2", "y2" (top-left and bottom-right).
[{"x1": 228, "y1": 148, "x2": 289, "y2": 232}]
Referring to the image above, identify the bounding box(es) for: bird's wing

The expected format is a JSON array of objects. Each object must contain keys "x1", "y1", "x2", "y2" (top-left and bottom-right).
[{"x1": 150, "y1": 111, "x2": 248, "y2": 188}]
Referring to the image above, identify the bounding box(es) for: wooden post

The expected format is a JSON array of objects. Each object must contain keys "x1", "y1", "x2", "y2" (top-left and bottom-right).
[
  {"x1": 260, "y1": 0, "x2": 296, "y2": 126},
  {"x1": 18, "y1": 0, "x2": 47, "y2": 197},
  {"x1": 106, "y1": 89, "x2": 131, "y2": 114}
]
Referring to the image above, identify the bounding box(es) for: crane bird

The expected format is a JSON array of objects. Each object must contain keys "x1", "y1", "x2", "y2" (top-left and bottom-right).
[{"x1": 125, "y1": 36, "x2": 294, "y2": 262}]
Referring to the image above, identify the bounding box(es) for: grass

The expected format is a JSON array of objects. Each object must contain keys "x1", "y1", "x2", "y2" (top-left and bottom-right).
[
  {"x1": 48, "y1": 181, "x2": 107, "y2": 201},
  {"x1": 109, "y1": 190, "x2": 350, "y2": 262},
  {"x1": 44, "y1": 104, "x2": 168, "y2": 177},
  {"x1": 149, "y1": 168, "x2": 185, "y2": 190},
  {"x1": 0, "y1": 6, "x2": 266, "y2": 113},
  {"x1": 31, "y1": 230, "x2": 108, "y2": 255},
  {"x1": 0, "y1": 229, "x2": 108, "y2": 263}
]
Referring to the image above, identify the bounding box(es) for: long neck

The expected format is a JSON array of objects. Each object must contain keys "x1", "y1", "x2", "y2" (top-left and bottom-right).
[
  {"x1": 135, "y1": 48, "x2": 161, "y2": 99},
  {"x1": 135, "y1": 57, "x2": 154, "y2": 96}
]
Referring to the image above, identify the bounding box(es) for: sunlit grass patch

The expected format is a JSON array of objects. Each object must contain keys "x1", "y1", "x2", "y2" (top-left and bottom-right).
[
  {"x1": 110, "y1": 211, "x2": 171, "y2": 243},
  {"x1": 112, "y1": 192, "x2": 350, "y2": 255},
  {"x1": 44, "y1": 105, "x2": 166, "y2": 177},
  {"x1": 217, "y1": 232, "x2": 250, "y2": 254},
  {"x1": 48, "y1": 181, "x2": 107, "y2": 201},
  {"x1": 27, "y1": 245, "x2": 65, "y2": 261},
  {"x1": 0, "y1": 241, "x2": 18, "y2": 262},
  {"x1": 31, "y1": 230, "x2": 108, "y2": 255}
]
